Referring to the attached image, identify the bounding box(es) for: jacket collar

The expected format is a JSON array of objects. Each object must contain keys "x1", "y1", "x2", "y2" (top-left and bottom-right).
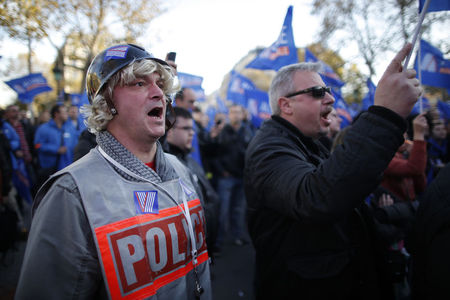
[{"x1": 271, "y1": 115, "x2": 324, "y2": 155}]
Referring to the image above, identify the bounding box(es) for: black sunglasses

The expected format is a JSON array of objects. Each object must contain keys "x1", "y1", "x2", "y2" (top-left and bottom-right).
[{"x1": 285, "y1": 86, "x2": 331, "y2": 99}]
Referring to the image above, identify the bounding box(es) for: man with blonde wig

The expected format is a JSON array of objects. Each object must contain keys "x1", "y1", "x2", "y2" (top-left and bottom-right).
[
  {"x1": 17, "y1": 44, "x2": 212, "y2": 299},
  {"x1": 245, "y1": 44, "x2": 422, "y2": 299}
]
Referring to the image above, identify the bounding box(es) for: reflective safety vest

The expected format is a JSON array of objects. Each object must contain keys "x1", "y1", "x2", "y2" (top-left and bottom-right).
[{"x1": 62, "y1": 149, "x2": 211, "y2": 299}]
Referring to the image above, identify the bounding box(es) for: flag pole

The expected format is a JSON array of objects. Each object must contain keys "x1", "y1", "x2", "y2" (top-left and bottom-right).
[
  {"x1": 403, "y1": 0, "x2": 431, "y2": 70},
  {"x1": 418, "y1": 41, "x2": 423, "y2": 113}
]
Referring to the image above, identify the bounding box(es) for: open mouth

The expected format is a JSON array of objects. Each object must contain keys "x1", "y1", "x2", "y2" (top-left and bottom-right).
[
  {"x1": 321, "y1": 108, "x2": 332, "y2": 125},
  {"x1": 148, "y1": 107, "x2": 163, "y2": 118}
]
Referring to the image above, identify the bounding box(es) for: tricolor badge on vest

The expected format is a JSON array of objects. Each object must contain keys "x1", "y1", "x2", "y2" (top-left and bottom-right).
[{"x1": 133, "y1": 190, "x2": 158, "y2": 214}]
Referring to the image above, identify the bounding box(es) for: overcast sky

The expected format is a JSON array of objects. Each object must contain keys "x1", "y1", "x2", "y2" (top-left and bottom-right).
[{"x1": 0, "y1": 0, "x2": 323, "y2": 106}]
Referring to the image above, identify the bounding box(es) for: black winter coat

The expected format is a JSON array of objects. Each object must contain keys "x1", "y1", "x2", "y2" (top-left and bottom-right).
[
  {"x1": 411, "y1": 163, "x2": 450, "y2": 300},
  {"x1": 244, "y1": 107, "x2": 406, "y2": 300}
]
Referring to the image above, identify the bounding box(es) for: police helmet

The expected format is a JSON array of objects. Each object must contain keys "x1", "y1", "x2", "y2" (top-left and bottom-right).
[{"x1": 86, "y1": 44, "x2": 169, "y2": 104}]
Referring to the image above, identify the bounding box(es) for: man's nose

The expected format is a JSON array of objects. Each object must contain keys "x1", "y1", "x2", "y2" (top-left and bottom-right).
[{"x1": 324, "y1": 92, "x2": 335, "y2": 106}]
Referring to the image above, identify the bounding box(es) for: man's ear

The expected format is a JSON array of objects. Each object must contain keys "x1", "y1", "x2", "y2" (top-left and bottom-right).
[{"x1": 278, "y1": 97, "x2": 293, "y2": 115}]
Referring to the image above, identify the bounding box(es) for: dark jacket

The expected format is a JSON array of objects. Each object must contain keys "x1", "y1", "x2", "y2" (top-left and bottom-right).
[
  {"x1": 213, "y1": 123, "x2": 253, "y2": 178},
  {"x1": 165, "y1": 143, "x2": 220, "y2": 255},
  {"x1": 410, "y1": 163, "x2": 450, "y2": 300},
  {"x1": 244, "y1": 107, "x2": 406, "y2": 300},
  {"x1": 73, "y1": 129, "x2": 97, "y2": 161}
]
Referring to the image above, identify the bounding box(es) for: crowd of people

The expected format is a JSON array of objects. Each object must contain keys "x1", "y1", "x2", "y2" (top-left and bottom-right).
[{"x1": 0, "y1": 42, "x2": 449, "y2": 299}]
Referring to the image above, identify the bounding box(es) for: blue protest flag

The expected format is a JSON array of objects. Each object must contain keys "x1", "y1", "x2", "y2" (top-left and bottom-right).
[
  {"x1": 5, "y1": 73, "x2": 52, "y2": 104},
  {"x1": 246, "y1": 89, "x2": 271, "y2": 128},
  {"x1": 305, "y1": 48, "x2": 345, "y2": 88},
  {"x1": 246, "y1": 6, "x2": 298, "y2": 71},
  {"x1": 205, "y1": 106, "x2": 217, "y2": 131},
  {"x1": 419, "y1": 0, "x2": 450, "y2": 13},
  {"x1": 411, "y1": 97, "x2": 430, "y2": 115},
  {"x1": 227, "y1": 71, "x2": 257, "y2": 107},
  {"x1": 414, "y1": 39, "x2": 450, "y2": 90},
  {"x1": 178, "y1": 72, "x2": 203, "y2": 87},
  {"x1": 332, "y1": 90, "x2": 352, "y2": 128},
  {"x1": 178, "y1": 72, "x2": 206, "y2": 102},
  {"x1": 216, "y1": 96, "x2": 229, "y2": 114},
  {"x1": 70, "y1": 93, "x2": 90, "y2": 107},
  {"x1": 361, "y1": 79, "x2": 377, "y2": 111},
  {"x1": 437, "y1": 100, "x2": 450, "y2": 120}
]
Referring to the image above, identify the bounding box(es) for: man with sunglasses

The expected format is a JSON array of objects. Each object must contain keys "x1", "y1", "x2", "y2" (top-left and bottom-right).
[{"x1": 244, "y1": 44, "x2": 422, "y2": 300}]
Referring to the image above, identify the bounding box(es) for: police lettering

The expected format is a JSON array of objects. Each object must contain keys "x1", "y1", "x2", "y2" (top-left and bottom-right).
[{"x1": 109, "y1": 205, "x2": 207, "y2": 294}]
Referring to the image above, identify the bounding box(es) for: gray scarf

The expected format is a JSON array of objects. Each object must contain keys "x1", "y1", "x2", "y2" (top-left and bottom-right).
[{"x1": 96, "y1": 131, "x2": 177, "y2": 183}]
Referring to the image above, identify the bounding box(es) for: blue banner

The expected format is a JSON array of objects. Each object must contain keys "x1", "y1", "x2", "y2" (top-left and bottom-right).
[
  {"x1": 414, "y1": 39, "x2": 450, "y2": 90},
  {"x1": 5, "y1": 73, "x2": 52, "y2": 103},
  {"x1": 411, "y1": 97, "x2": 430, "y2": 115},
  {"x1": 419, "y1": 0, "x2": 450, "y2": 13},
  {"x1": 70, "y1": 93, "x2": 90, "y2": 107},
  {"x1": 361, "y1": 79, "x2": 377, "y2": 111},
  {"x1": 246, "y1": 89, "x2": 271, "y2": 128},
  {"x1": 246, "y1": 6, "x2": 298, "y2": 71},
  {"x1": 437, "y1": 100, "x2": 450, "y2": 120},
  {"x1": 304, "y1": 48, "x2": 345, "y2": 88},
  {"x1": 216, "y1": 96, "x2": 229, "y2": 114},
  {"x1": 178, "y1": 72, "x2": 205, "y2": 102},
  {"x1": 205, "y1": 105, "x2": 217, "y2": 131},
  {"x1": 227, "y1": 71, "x2": 257, "y2": 107},
  {"x1": 333, "y1": 90, "x2": 352, "y2": 128}
]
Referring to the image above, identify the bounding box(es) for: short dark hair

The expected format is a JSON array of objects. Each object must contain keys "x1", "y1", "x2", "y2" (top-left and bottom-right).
[
  {"x1": 50, "y1": 104, "x2": 63, "y2": 119},
  {"x1": 175, "y1": 87, "x2": 187, "y2": 100},
  {"x1": 173, "y1": 106, "x2": 192, "y2": 119}
]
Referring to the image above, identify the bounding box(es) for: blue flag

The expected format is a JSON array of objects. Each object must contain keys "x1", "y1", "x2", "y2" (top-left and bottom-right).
[
  {"x1": 70, "y1": 93, "x2": 90, "y2": 107},
  {"x1": 5, "y1": 73, "x2": 52, "y2": 103},
  {"x1": 437, "y1": 100, "x2": 450, "y2": 120},
  {"x1": 361, "y1": 79, "x2": 377, "y2": 111},
  {"x1": 414, "y1": 39, "x2": 450, "y2": 90},
  {"x1": 227, "y1": 71, "x2": 257, "y2": 107},
  {"x1": 304, "y1": 48, "x2": 345, "y2": 88},
  {"x1": 205, "y1": 105, "x2": 217, "y2": 131},
  {"x1": 419, "y1": 0, "x2": 450, "y2": 13},
  {"x1": 333, "y1": 90, "x2": 352, "y2": 128},
  {"x1": 411, "y1": 97, "x2": 430, "y2": 115},
  {"x1": 246, "y1": 6, "x2": 298, "y2": 71},
  {"x1": 216, "y1": 96, "x2": 229, "y2": 114},
  {"x1": 246, "y1": 89, "x2": 271, "y2": 128},
  {"x1": 178, "y1": 72, "x2": 206, "y2": 102}
]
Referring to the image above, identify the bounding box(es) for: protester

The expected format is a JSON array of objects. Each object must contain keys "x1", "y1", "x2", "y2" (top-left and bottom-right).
[
  {"x1": 16, "y1": 44, "x2": 211, "y2": 299},
  {"x1": 165, "y1": 106, "x2": 220, "y2": 258},
  {"x1": 244, "y1": 44, "x2": 421, "y2": 299},
  {"x1": 381, "y1": 112, "x2": 428, "y2": 202},
  {"x1": 67, "y1": 104, "x2": 85, "y2": 139},
  {"x1": 5, "y1": 105, "x2": 37, "y2": 195},
  {"x1": 34, "y1": 104, "x2": 76, "y2": 188},
  {"x1": 410, "y1": 163, "x2": 450, "y2": 300},
  {"x1": 213, "y1": 104, "x2": 254, "y2": 252},
  {"x1": 175, "y1": 87, "x2": 197, "y2": 110},
  {"x1": 426, "y1": 118, "x2": 448, "y2": 183},
  {"x1": 73, "y1": 128, "x2": 97, "y2": 161}
]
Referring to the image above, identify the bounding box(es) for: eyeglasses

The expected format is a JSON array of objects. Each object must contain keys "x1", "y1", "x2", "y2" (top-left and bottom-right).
[
  {"x1": 285, "y1": 86, "x2": 331, "y2": 99},
  {"x1": 174, "y1": 126, "x2": 194, "y2": 132}
]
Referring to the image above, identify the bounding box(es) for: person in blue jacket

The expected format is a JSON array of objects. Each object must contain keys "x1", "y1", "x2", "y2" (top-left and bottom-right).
[{"x1": 34, "y1": 104, "x2": 76, "y2": 186}]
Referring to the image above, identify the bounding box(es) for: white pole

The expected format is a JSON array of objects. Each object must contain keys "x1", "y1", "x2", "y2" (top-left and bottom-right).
[
  {"x1": 418, "y1": 42, "x2": 423, "y2": 113},
  {"x1": 403, "y1": 0, "x2": 431, "y2": 70}
]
